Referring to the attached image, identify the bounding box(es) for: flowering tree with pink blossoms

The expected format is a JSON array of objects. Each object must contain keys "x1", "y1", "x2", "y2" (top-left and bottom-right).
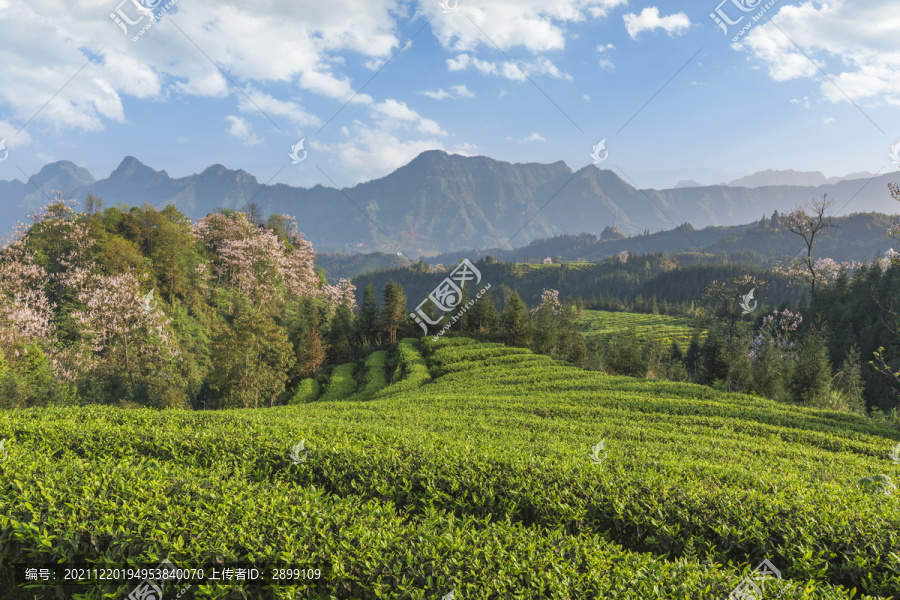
[
  {"x1": 67, "y1": 269, "x2": 178, "y2": 394},
  {"x1": 0, "y1": 242, "x2": 54, "y2": 353},
  {"x1": 777, "y1": 196, "x2": 837, "y2": 299},
  {"x1": 323, "y1": 278, "x2": 357, "y2": 311},
  {"x1": 193, "y1": 211, "x2": 321, "y2": 312}
]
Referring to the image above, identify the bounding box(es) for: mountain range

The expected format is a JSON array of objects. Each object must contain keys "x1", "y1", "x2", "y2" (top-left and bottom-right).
[{"x1": 1, "y1": 151, "x2": 897, "y2": 255}]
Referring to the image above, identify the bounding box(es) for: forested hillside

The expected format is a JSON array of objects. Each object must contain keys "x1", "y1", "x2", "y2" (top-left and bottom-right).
[{"x1": 425, "y1": 211, "x2": 897, "y2": 266}]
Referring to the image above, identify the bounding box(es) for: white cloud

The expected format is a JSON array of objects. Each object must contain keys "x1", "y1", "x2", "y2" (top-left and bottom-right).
[
  {"x1": 623, "y1": 7, "x2": 691, "y2": 39},
  {"x1": 421, "y1": 89, "x2": 451, "y2": 100},
  {"x1": 0, "y1": 0, "x2": 399, "y2": 133},
  {"x1": 445, "y1": 53, "x2": 570, "y2": 81},
  {"x1": 372, "y1": 99, "x2": 447, "y2": 136},
  {"x1": 790, "y1": 96, "x2": 811, "y2": 109},
  {"x1": 0, "y1": 121, "x2": 33, "y2": 152},
  {"x1": 314, "y1": 120, "x2": 446, "y2": 183},
  {"x1": 429, "y1": 0, "x2": 627, "y2": 54},
  {"x1": 452, "y1": 142, "x2": 478, "y2": 155},
  {"x1": 420, "y1": 84, "x2": 474, "y2": 100},
  {"x1": 236, "y1": 86, "x2": 321, "y2": 128},
  {"x1": 225, "y1": 116, "x2": 261, "y2": 146},
  {"x1": 583, "y1": 94, "x2": 590, "y2": 102},
  {"x1": 596, "y1": 42, "x2": 615, "y2": 70},
  {"x1": 522, "y1": 132, "x2": 545, "y2": 142},
  {"x1": 734, "y1": 0, "x2": 900, "y2": 106},
  {"x1": 823, "y1": 117, "x2": 836, "y2": 124},
  {"x1": 451, "y1": 84, "x2": 474, "y2": 98}
]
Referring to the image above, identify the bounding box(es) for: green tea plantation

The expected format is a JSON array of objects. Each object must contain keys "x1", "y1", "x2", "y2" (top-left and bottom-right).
[
  {"x1": 578, "y1": 309, "x2": 706, "y2": 350},
  {"x1": 1, "y1": 338, "x2": 898, "y2": 599}
]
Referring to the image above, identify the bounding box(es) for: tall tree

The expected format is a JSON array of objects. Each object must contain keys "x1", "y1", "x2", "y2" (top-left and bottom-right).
[
  {"x1": 380, "y1": 281, "x2": 406, "y2": 345},
  {"x1": 470, "y1": 293, "x2": 500, "y2": 335},
  {"x1": 326, "y1": 302, "x2": 355, "y2": 363},
  {"x1": 701, "y1": 274, "x2": 766, "y2": 339},
  {"x1": 207, "y1": 311, "x2": 295, "y2": 409},
  {"x1": 288, "y1": 297, "x2": 326, "y2": 380},
  {"x1": 501, "y1": 291, "x2": 531, "y2": 347},
  {"x1": 356, "y1": 282, "x2": 380, "y2": 347},
  {"x1": 779, "y1": 195, "x2": 837, "y2": 299},
  {"x1": 791, "y1": 319, "x2": 833, "y2": 406},
  {"x1": 838, "y1": 344, "x2": 866, "y2": 412}
]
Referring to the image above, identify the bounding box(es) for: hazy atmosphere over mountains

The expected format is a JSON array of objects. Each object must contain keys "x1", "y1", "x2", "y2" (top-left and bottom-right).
[{"x1": 3, "y1": 151, "x2": 897, "y2": 256}]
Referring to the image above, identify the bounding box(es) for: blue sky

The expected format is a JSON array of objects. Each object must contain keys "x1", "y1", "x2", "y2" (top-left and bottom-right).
[{"x1": 0, "y1": 0, "x2": 898, "y2": 191}]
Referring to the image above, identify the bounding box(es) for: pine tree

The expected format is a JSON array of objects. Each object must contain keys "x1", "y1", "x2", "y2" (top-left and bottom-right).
[
  {"x1": 356, "y1": 282, "x2": 380, "y2": 348},
  {"x1": 477, "y1": 294, "x2": 501, "y2": 335},
  {"x1": 326, "y1": 303, "x2": 355, "y2": 364},
  {"x1": 686, "y1": 332, "x2": 702, "y2": 381},
  {"x1": 467, "y1": 292, "x2": 499, "y2": 336},
  {"x1": 297, "y1": 325, "x2": 326, "y2": 379},
  {"x1": 501, "y1": 291, "x2": 531, "y2": 347},
  {"x1": 456, "y1": 285, "x2": 471, "y2": 333},
  {"x1": 380, "y1": 280, "x2": 407, "y2": 345},
  {"x1": 791, "y1": 319, "x2": 832, "y2": 406},
  {"x1": 290, "y1": 298, "x2": 326, "y2": 379},
  {"x1": 838, "y1": 344, "x2": 866, "y2": 412}
]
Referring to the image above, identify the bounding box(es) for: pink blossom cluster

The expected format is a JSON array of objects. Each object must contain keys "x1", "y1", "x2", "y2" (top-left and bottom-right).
[
  {"x1": 748, "y1": 309, "x2": 802, "y2": 360},
  {"x1": 773, "y1": 257, "x2": 860, "y2": 284},
  {"x1": 68, "y1": 270, "x2": 178, "y2": 362},
  {"x1": 193, "y1": 211, "x2": 318, "y2": 305},
  {"x1": 533, "y1": 288, "x2": 562, "y2": 316},
  {"x1": 323, "y1": 278, "x2": 357, "y2": 310}
]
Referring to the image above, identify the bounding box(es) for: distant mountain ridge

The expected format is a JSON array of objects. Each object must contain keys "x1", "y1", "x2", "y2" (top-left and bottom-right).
[
  {"x1": 1, "y1": 152, "x2": 896, "y2": 254},
  {"x1": 726, "y1": 169, "x2": 878, "y2": 188}
]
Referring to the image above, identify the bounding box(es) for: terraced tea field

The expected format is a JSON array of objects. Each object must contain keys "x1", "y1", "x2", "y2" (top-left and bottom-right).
[
  {"x1": 1, "y1": 338, "x2": 898, "y2": 599},
  {"x1": 579, "y1": 309, "x2": 706, "y2": 350}
]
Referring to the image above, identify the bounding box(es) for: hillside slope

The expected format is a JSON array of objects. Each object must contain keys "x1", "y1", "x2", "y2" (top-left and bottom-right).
[{"x1": 0, "y1": 338, "x2": 897, "y2": 599}]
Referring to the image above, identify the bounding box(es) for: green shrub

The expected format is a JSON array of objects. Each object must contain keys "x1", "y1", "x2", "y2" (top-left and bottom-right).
[
  {"x1": 289, "y1": 378, "x2": 321, "y2": 404},
  {"x1": 320, "y1": 362, "x2": 359, "y2": 402}
]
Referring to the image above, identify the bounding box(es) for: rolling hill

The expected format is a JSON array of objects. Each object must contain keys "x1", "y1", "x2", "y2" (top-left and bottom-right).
[{"x1": 1, "y1": 337, "x2": 897, "y2": 599}]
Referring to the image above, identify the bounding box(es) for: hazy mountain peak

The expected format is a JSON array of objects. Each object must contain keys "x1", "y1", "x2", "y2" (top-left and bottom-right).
[
  {"x1": 674, "y1": 180, "x2": 702, "y2": 189},
  {"x1": 728, "y1": 169, "x2": 828, "y2": 188},
  {"x1": 109, "y1": 156, "x2": 167, "y2": 180},
  {"x1": 31, "y1": 160, "x2": 95, "y2": 188}
]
